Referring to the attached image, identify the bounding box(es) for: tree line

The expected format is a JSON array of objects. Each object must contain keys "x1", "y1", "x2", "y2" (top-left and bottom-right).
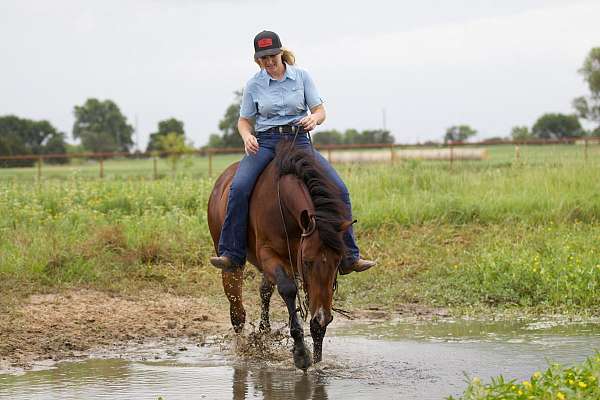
[
  {"x1": 2, "y1": 47, "x2": 600, "y2": 167},
  {"x1": 0, "y1": 98, "x2": 190, "y2": 167}
]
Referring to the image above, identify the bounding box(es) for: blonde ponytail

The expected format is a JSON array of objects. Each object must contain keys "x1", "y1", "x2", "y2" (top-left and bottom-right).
[{"x1": 281, "y1": 48, "x2": 295, "y2": 65}]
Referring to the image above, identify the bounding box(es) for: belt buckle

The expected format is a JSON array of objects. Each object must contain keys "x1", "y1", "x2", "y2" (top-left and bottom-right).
[{"x1": 278, "y1": 126, "x2": 283, "y2": 134}]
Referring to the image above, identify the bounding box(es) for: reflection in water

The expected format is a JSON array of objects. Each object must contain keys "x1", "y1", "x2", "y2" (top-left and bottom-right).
[
  {"x1": 1, "y1": 320, "x2": 600, "y2": 400},
  {"x1": 232, "y1": 365, "x2": 328, "y2": 400}
]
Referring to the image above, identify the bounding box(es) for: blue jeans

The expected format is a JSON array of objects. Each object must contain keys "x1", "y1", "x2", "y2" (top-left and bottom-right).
[{"x1": 218, "y1": 133, "x2": 360, "y2": 267}]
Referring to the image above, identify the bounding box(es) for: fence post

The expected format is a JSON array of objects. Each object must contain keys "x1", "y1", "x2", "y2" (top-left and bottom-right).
[
  {"x1": 390, "y1": 144, "x2": 395, "y2": 164},
  {"x1": 208, "y1": 149, "x2": 213, "y2": 178},
  {"x1": 153, "y1": 156, "x2": 158, "y2": 180},
  {"x1": 99, "y1": 158, "x2": 104, "y2": 179},
  {"x1": 327, "y1": 148, "x2": 332, "y2": 162},
  {"x1": 585, "y1": 139, "x2": 589, "y2": 162},
  {"x1": 515, "y1": 145, "x2": 520, "y2": 163},
  {"x1": 37, "y1": 156, "x2": 42, "y2": 181},
  {"x1": 449, "y1": 143, "x2": 454, "y2": 169}
]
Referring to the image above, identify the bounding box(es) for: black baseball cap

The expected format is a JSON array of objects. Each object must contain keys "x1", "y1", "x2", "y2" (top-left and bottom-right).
[{"x1": 254, "y1": 30, "x2": 282, "y2": 58}]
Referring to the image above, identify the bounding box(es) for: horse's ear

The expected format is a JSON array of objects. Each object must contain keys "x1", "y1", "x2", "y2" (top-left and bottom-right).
[
  {"x1": 338, "y1": 219, "x2": 357, "y2": 232},
  {"x1": 300, "y1": 210, "x2": 311, "y2": 231}
]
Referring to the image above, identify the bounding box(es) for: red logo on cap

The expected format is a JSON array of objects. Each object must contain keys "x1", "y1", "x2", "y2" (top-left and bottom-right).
[{"x1": 258, "y1": 38, "x2": 273, "y2": 48}]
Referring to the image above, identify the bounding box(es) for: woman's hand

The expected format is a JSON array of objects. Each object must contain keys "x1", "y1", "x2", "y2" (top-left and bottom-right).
[
  {"x1": 243, "y1": 134, "x2": 259, "y2": 155},
  {"x1": 299, "y1": 104, "x2": 326, "y2": 131},
  {"x1": 238, "y1": 117, "x2": 259, "y2": 155},
  {"x1": 299, "y1": 114, "x2": 319, "y2": 131}
]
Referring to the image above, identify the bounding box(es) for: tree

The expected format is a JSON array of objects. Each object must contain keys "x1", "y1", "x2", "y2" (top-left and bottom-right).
[
  {"x1": 444, "y1": 125, "x2": 477, "y2": 143},
  {"x1": 146, "y1": 118, "x2": 185, "y2": 152},
  {"x1": 572, "y1": 47, "x2": 600, "y2": 134},
  {"x1": 510, "y1": 126, "x2": 532, "y2": 141},
  {"x1": 312, "y1": 130, "x2": 343, "y2": 145},
  {"x1": 214, "y1": 90, "x2": 244, "y2": 148},
  {"x1": 359, "y1": 129, "x2": 394, "y2": 144},
  {"x1": 343, "y1": 129, "x2": 361, "y2": 144},
  {"x1": 313, "y1": 129, "x2": 394, "y2": 145},
  {"x1": 157, "y1": 132, "x2": 193, "y2": 176},
  {"x1": 72, "y1": 98, "x2": 134, "y2": 153},
  {"x1": 0, "y1": 115, "x2": 67, "y2": 167},
  {"x1": 207, "y1": 133, "x2": 224, "y2": 148},
  {"x1": 531, "y1": 113, "x2": 582, "y2": 139}
]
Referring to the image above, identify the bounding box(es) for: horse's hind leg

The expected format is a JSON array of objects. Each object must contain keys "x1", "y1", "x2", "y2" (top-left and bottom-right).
[
  {"x1": 259, "y1": 276, "x2": 274, "y2": 332},
  {"x1": 222, "y1": 270, "x2": 245, "y2": 333}
]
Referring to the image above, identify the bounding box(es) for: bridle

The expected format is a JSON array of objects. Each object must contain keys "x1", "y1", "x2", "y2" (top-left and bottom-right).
[{"x1": 276, "y1": 129, "x2": 342, "y2": 322}]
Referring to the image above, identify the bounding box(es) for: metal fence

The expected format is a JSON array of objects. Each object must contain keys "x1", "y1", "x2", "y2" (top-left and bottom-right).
[{"x1": 1, "y1": 137, "x2": 599, "y2": 180}]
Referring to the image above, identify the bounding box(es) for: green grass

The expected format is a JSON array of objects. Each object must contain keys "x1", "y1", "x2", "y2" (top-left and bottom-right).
[
  {"x1": 449, "y1": 352, "x2": 600, "y2": 399},
  {"x1": 0, "y1": 154, "x2": 242, "y2": 181},
  {"x1": 1, "y1": 147, "x2": 600, "y2": 315},
  {"x1": 1, "y1": 143, "x2": 599, "y2": 181}
]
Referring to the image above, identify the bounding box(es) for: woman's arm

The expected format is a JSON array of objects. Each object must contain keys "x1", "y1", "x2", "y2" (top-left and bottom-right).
[
  {"x1": 238, "y1": 117, "x2": 259, "y2": 155},
  {"x1": 299, "y1": 104, "x2": 326, "y2": 131}
]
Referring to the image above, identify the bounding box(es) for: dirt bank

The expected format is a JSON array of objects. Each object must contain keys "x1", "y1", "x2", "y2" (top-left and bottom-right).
[
  {"x1": 0, "y1": 289, "x2": 446, "y2": 372},
  {"x1": 0, "y1": 289, "x2": 232, "y2": 371}
]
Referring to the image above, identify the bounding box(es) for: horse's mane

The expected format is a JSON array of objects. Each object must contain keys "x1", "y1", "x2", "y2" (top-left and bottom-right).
[{"x1": 275, "y1": 142, "x2": 347, "y2": 254}]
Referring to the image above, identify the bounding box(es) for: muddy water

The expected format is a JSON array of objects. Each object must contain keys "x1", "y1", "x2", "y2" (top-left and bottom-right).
[{"x1": 1, "y1": 319, "x2": 599, "y2": 399}]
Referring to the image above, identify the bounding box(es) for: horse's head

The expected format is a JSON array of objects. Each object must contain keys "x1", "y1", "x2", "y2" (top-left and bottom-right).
[{"x1": 298, "y1": 210, "x2": 353, "y2": 329}]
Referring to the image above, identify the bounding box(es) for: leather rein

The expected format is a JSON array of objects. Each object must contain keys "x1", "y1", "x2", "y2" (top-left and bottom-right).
[
  {"x1": 277, "y1": 131, "x2": 344, "y2": 321},
  {"x1": 276, "y1": 130, "x2": 344, "y2": 322}
]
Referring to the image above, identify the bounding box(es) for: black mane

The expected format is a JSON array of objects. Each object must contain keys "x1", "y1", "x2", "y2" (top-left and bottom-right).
[{"x1": 274, "y1": 142, "x2": 347, "y2": 254}]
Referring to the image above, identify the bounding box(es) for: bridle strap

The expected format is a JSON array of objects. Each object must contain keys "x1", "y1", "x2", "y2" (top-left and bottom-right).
[
  {"x1": 276, "y1": 128, "x2": 309, "y2": 320},
  {"x1": 275, "y1": 129, "x2": 341, "y2": 322}
]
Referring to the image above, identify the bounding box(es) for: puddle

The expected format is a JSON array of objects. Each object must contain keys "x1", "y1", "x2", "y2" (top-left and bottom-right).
[{"x1": 1, "y1": 319, "x2": 599, "y2": 399}]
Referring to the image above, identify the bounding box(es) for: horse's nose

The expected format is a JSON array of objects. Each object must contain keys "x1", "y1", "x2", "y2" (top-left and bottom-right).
[{"x1": 312, "y1": 306, "x2": 333, "y2": 328}]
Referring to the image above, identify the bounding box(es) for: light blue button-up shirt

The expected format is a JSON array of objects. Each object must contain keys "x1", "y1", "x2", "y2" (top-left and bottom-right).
[{"x1": 239, "y1": 65, "x2": 324, "y2": 133}]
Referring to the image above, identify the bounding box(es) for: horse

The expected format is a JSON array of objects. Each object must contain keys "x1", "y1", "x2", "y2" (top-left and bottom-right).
[{"x1": 207, "y1": 142, "x2": 352, "y2": 370}]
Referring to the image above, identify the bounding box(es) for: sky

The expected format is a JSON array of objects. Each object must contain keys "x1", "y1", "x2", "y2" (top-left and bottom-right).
[{"x1": 1, "y1": 0, "x2": 599, "y2": 149}]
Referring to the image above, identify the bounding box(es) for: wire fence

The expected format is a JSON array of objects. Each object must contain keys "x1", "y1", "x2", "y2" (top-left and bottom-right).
[{"x1": 1, "y1": 137, "x2": 599, "y2": 181}]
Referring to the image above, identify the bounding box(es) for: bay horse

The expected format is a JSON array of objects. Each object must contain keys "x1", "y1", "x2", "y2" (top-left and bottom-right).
[{"x1": 207, "y1": 142, "x2": 352, "y2": 370}]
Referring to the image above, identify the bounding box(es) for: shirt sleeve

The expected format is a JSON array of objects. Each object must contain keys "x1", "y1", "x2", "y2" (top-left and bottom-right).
[
  {"x1": 239, "y1": 83, "x2": 257, "y2": 119},
  {"x1": 303, "y1": 70, "x2": 324, "y2": 109}
]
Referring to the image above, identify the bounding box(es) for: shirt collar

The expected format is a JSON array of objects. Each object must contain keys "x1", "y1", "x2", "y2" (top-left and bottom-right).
[{"x1": 260, "y1": 64, "x2": 296, "y2": 86}]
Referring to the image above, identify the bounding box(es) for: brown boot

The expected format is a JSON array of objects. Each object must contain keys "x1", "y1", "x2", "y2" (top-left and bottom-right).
[
  {"x1": 339, "y1": 258, "x2": 376, "y2": 275},
  {"x1": 209, "y1": 256, "x2": 241, "y2": 271}
]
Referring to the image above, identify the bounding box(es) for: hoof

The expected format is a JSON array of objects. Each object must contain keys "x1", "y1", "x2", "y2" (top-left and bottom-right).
[
  {"x1": 233, "y1": 324, "x2": 244, "y2": 334},
  {"x1": 293, "y1": 342, "x2": 313, "y2": 371}
]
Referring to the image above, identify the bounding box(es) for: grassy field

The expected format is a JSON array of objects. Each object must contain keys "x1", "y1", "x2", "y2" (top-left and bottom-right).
[
  {"x1": 1, "y1": 144, "x2": 600, "y2": 316},
  {"x1": 1, "y1": 143, "x2": 599, "y2": 181}
]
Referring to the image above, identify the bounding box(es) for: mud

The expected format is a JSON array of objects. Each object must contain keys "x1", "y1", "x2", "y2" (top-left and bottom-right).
[
  {"x1": 0, "y1": 290, "x2": 229, "y2": 371},
  {"x1": 0, "y1": 289, "x2": 445, "y2": 372}
]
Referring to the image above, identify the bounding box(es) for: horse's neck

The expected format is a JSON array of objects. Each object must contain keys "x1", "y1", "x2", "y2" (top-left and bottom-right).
[{"x1": 278, "y1": 174, "x2": 315, "y2": 226}]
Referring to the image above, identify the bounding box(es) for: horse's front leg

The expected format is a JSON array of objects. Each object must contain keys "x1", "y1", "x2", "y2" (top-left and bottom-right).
[
  {"x1": 259, "y1": 248, "x2": 312, "y2": 370},
  {"x1": 222, "y1": 269, "x2": 245, "y2": 333},
  {"x1": 275, "y1": 267, "x2": 312, "y2": 370},
  {"x1": 310, "y1": 318, "x2": 327, "y2": 364},
  {"x1": 259, "y1": 275, "x2": 274, "y2": 332}
]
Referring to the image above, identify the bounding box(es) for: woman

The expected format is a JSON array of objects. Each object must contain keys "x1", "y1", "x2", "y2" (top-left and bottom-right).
[{"x1": 210, "y1": 30, "x2": 375, "y2": 275}]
